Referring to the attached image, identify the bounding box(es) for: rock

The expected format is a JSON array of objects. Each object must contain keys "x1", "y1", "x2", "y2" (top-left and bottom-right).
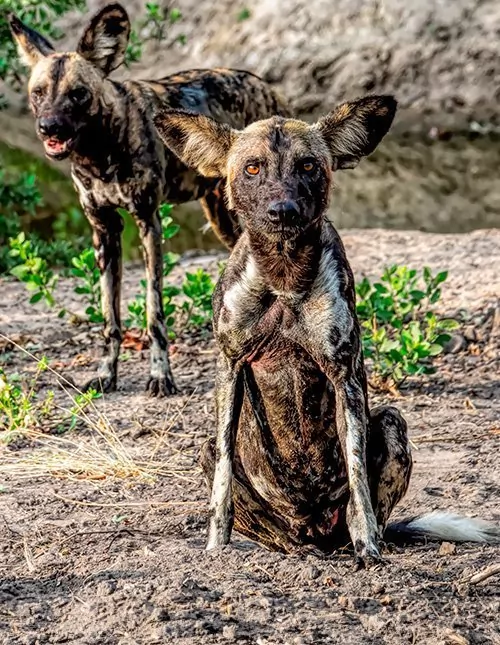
[
  {"x1": 337, "y1": 595, "x2": 349, "y2": 608},
  {"x1": 371, "y1": 582, "x2": 386, "y2": 595},
  {"x1": 443, "y1": 334, "x2": 466, "y2": 354},
  {"x1": 438, "y1": 542, "x2": 457, "y2": 556},
  {"x1": 222, "y1": 625, "x2": 238, "y2": 640},
  {"x1": 304, "y1": 565, "x2": 321, "y2": 580}
]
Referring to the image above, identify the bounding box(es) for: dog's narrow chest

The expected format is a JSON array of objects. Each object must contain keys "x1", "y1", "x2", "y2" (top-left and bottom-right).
[
  {"x1": 71, "y1": 164, "x2": 132, "y2": 210},
  {"x1": 217, "y1": 245, "x2": 356, "y2": 362}
]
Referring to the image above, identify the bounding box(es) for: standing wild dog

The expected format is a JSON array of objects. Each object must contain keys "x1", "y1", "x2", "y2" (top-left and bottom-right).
[
  {"x1": 154, "y1": 98, "x2": 500, "y2": 566},
  {"x1": 9, "y1": 3, "x2": 289, "y2": 397}
]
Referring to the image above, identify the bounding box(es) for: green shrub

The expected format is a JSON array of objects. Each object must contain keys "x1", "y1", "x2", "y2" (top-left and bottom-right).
[
  {"x1": 0, "y1": 170, "x2": 42, "y2": 272},
  {"x1": 9, "y1": 232, "x2": 60, "y2": 309},
  {"x1": 180, "y1": 268, "x2": 216, "y2": 330},
  {"x1": 71, "y1": 248, "x2": 102, "y2": 324},
  {"x1": 0, "y1": 0, "x2": 86, "y2": 98},
  {"x1": 0, "y1": 359, "x2": 100, "y2": 442},
  {"x1": 356, "y1": 266, "x2": 459, "y2": 389}
]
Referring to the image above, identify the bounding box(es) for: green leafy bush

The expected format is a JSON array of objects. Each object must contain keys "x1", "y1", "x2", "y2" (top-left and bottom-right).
[
  {"x1": 71, "y1": 248, "x2": 102, "y2": 324},
  {"x1": 356, "y1": 266, "x2": 459, "y2": 388},
  {"x1": 0, "y1": 170, "x2": 42, "y2": 272},
  {"x1": 125, "y1": 3, "x2": 185, "y2": 66},
  {"x1": 180, "y1": 268, "x2": 216, "y2": 330},
  {"x1": 0, "y1": 168, "x2": 87, "y2": 273},
  {"x1": 0, "y1": 0, "x2": 86, "y2": 98},
  {"x1": 0, "y1": 359, "x2": 100, "y2": 442},
  {"x1": 9, "y1": 232, "x2": 59, "y2": 308}
]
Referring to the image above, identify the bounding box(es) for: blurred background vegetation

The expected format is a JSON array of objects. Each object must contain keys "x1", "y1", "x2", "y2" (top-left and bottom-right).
[{"x1": 0, "y1": 0, "x2": 499, "y2": 270}]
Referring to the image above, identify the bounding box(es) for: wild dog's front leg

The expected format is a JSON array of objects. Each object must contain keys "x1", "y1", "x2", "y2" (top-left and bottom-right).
[
  {"x1": 83, "y1": 208, "x2": 123, "y2": 394},
  {"x1": 299, "y1": 337, "x2": 379, "y2": 564},
  {"x1": 135, "y1": 212, "x2": 177, "y2": 397},
  {"x1": 335, "y1": 375, "x2": 381, "y2": 567},
  {"x1": 206, "y1": 353, "x2": 244, "y2": 550}
]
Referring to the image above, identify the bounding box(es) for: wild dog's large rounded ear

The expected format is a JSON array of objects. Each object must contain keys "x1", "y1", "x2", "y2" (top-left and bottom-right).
[
  {"x1": 153, "y1": 109, "x2": 238, "y2": 178},
  {"x1": 315, "y1": 96, "x2": 397, "y2": 170},
  {"x1": 77, "y1": 3, "x2": 130, "y2": 75},
  {"x1": 9, "y1": 14, "x2": 55, "y2": 67}
]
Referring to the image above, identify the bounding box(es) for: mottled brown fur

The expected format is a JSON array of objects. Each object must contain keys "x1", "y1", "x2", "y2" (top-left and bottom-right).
[
  {"x1": 9, "y1": 3, "x2": 289, "y2": 396},
  {"x1": 156, "y1": 97, "x2": 413, "y2": 566},
  {"x1": 162, "y1": 102, "x2": 500, "y2": 561}
]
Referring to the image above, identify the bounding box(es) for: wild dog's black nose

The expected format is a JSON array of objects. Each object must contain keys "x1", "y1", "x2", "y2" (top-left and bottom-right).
[
  {"x1": 38, "y1": 116, "x2": 67, "y2": 138},
  {"x1": 267, "y1": 200, "x2": 300, "y2": 224}
]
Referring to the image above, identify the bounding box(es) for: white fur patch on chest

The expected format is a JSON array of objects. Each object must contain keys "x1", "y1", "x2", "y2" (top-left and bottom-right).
[
  {"x1": 223, "y1": 256, "x2": 262, "y2": 315},
  {"x1": 302, "y1": 249, "x2": 353, "y2": 350},
  {"x1": 71, "y1": 170, "x2": 135, "y2": 212}
]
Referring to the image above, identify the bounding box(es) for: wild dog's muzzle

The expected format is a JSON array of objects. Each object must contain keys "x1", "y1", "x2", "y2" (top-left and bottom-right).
[{"x1": 37, "y1": 115, "x2": 76, "y2": 159}]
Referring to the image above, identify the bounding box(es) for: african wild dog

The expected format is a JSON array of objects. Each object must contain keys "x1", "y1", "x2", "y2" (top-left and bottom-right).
[
  {"x1": 9, "y1": 3, "x2": 289, "y2": 397},
  {"x1": 154, "y1": 98, "x2": 500, "y2": 566}
]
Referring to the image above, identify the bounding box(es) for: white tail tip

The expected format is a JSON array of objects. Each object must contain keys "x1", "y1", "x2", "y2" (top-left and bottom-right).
[{"x1": 405, "y1": 511, "x2": 500, "y2": 544}]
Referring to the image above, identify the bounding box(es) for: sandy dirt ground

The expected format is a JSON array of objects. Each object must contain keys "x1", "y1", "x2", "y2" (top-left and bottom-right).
[{"x1": 0, "y1": 229, "x2": 499, "y2": 645}]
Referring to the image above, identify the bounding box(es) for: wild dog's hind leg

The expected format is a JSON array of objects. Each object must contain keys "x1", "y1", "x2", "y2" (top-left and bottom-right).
[
  {"x1": 83, "y1": 208, "x2": 123, "y2": 394},
  {"x1": 200, "y1": 438, "x2": 303, "y2": 553},
  {"x1": 135, "y1": 210, "x2": 177, "y2": 397},
  {"x1": 200, "y1": 179, "x2": 240, "y2": 250},
  {"x1": 368, "y1": 406, "x2": 412, "y2": 533}
]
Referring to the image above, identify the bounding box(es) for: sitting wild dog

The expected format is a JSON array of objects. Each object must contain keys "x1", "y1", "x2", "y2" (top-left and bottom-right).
[
  {"x1": 154, "y1": 97, "x2": 500, "y2": 565},
  {"x1": 9, "y1": 3, "x2": 288, "y2": 397}
]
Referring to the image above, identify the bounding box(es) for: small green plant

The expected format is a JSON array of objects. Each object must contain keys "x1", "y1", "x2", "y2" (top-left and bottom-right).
[
  {"x1": 0, "y1": 356, "x2": 51, "y2": 440},
  {"x1": 9, "y1": 232, "x2": 60, "y2": 309},
  {"x1": 180, "y1": 268, "x2": 216, "y2": 330},
  {"x1": 126, "y1": 280, "x2": 148, "y2": 331},
  {"x1": 9, "y1": 236, "x2": 103, "y2": 323},
  {"x1": 0, "y1": 170, "x2": 42, "y2": 272},
  {"x1": 0, "y1": 358, "x2": 101, "y2": 441},
  {"x1": 65, "y1": 388, "x2": 102, "y2": 431},
  {"x1": 356, "y1": 266, "x2": 459, "y2": 389},
  {"x1": 71, "y1": 248, "x2": 103, "y2": 324},
  {"x1": 125, "y1": 279, "x2": 180, "y2": 337},
  {"x1": 1, "y1": 169, "x2": 87, "y2": 274},
  {"x1": 125, "y1": 3, "x2": 184, "y2": 66},
  {"x1": 0, "y1": 367, "x2": 42, "y2": 439},
  {"x1": 158, "y1": 203, "x2": 180, "y2": 240},
  {"x1": 169, "y1": 7, "x2": 182, "y2": 24},
  {"x1": 237, "y1": 7, "x2": 251, "y2": 21},
  {"x1": 124, "y1": 29, "x2": 143, "y2": 65}
]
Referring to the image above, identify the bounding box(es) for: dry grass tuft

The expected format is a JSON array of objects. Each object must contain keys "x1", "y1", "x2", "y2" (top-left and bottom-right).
[{"x1": 0, "y1": 334, "x2": 196, "y2": 484}]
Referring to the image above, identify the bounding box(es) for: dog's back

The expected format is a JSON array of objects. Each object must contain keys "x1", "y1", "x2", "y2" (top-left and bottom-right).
[{"x1": 144, "y1": 67, "x2": 290, "y2": 127}]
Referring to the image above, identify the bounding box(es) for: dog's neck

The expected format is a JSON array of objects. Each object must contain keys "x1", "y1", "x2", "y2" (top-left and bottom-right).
[
  {"x1": 70, "y1": 80, "x2": 130, "y2": 177},
  {"x1": 247, "y1": 223, "x2": 323, "y2": 294}
]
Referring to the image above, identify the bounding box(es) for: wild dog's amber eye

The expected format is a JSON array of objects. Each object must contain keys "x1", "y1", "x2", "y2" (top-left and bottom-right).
[
  {"x1": 302, "y1": 160, "x2": 316, "y2": 172},
  {"x1": 245, "y1": 163, "x2": 260, "y2": 176}
]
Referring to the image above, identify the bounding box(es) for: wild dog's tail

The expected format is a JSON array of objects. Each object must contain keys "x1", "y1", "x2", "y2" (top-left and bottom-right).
[{"x1": 384, "y1": 512, "x2": 500, "y2": 545}]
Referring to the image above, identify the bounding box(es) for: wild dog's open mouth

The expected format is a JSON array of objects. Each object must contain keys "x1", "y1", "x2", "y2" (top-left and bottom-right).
[{"x1": 43, "y1": 137, "x2": 75, "y2": 159}]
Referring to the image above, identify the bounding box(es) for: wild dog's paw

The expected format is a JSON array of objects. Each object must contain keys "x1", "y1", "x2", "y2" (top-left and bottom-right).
[
  {"x1": 146, "y1": 376, "x2": 178, "y2": 397},
  {"x1": 205, "y1": 542, "x2": 232, "y2": 554},
  {"x1": 82, "y1": 375, "x2": 117, "y2": 394},
  {"x1": 206, "y1": 530, "x2": 230, "y2": 551},
  {"x1": 353, "y1": 539, "x2": 384, "y2": 570},
  {"x1": 206, "y1": 512, "x2": 233, "y2": 551}
]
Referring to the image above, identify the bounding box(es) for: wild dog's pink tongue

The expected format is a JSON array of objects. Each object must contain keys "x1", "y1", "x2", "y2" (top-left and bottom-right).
[{"x1": 46, "y1": 138, "x2": 66, "y2": 153}]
